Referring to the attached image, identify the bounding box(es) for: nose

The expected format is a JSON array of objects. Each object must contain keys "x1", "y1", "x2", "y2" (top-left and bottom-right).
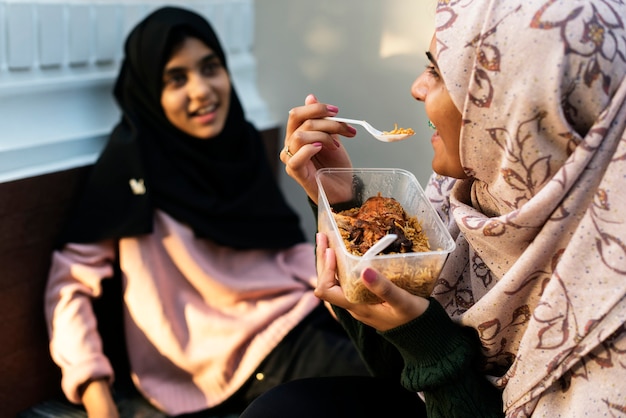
[
  {"x1": 188, "y1": 73, "x2": 211, "y2": 100},
  {"x1": 411, "y1": 73, "x2": 428, "y2": 102}
]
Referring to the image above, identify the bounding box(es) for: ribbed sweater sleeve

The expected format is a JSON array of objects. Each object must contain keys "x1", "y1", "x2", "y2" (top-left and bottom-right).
[
  {"x1": 331, "y1": 305, "x2": 405, "y2": 378},
  {"x1": 380, "y1": 299, "x2": 503, "y2": 417}
]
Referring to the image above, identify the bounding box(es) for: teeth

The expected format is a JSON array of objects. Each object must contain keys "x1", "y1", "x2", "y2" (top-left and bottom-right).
[{"x1": 196, "y1": 105, "x2": 216, "y2": 115}]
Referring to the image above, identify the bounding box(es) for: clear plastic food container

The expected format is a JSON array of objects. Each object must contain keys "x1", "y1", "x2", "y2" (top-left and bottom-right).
[{"x1": 316, "y1": 168, "x2": 456, "y2": 303}]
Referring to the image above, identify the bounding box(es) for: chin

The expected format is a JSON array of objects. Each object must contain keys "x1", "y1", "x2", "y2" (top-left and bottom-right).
[
  {"x1": 194, "y1": 132, "x2": 218, "y2": 140},
  {"x1": 187, "y1": 125, "x2": 224, "y2": 139}
]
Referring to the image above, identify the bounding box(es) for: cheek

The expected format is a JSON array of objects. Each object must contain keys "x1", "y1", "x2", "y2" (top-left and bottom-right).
[
  {"x1": 220, "y1": 85, "x2": 230, "y2": 105},
  {"x1": 160, "y1": 91, "x2": 185, "y2": 121},
  {"x1": 424, "y1": 87, "x2": 450, "y2": 122},
  {"x1": 424, "y1": 99, "x2": 443, "y2": 125},
  {"x1": 439, "y1": 116, "x2": 462, "y2": 158},
  {"x1": 160, "y1": 94, "x2": 173, "y2": 116},
  {"x1": 217, "y1": 77, "x2": 231, "y2": 101}
]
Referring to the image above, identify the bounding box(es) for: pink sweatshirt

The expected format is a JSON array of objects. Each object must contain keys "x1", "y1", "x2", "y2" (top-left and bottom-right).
[{"x1": 45, "y1": 210, "x2": 320, "y2": 415}]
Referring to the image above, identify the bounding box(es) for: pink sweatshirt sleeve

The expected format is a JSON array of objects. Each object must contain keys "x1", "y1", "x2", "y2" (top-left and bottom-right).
[{"x1": 44, "y1": 241, "x2": 117, "y2": 404}]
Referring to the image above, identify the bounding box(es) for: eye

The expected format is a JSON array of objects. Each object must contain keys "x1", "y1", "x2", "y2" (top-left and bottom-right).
[
  {"x1": 426, "y1": 65, "x2": 440, "y2": 79},
  {"x1": 163, "y1": 72, "x2": 187, "y2": 89},
  {"x1": 201, "y1": 60, "x2": 223, "y2": 77}
]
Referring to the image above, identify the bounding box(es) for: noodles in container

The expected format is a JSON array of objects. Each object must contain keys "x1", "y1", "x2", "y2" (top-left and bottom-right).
[{"x1": 316, "y1": 168, "x2": 455, "y2": 304}]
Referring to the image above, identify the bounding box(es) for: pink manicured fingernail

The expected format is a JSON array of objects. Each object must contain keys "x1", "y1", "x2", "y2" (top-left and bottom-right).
[
  {"x1": 333, "y1": 139, "x2": 340, "y2": 147},
  {"x1": 313, "y1": 142, "x2": 323, "y2": 148},
  {"x1": 326, "y1": 105, "x2": 339, "y2": 114},
  {"x1": 347, "y1": 126, "x2": 357, "y2": 134},
  {"x1": 362, "y1": 268, "x2": 376, "y2": 284}
]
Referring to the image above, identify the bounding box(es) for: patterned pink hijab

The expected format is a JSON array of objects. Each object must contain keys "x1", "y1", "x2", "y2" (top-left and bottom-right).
[{"x1": 427, "y1": 0, "x2": 626, "y2": 415}]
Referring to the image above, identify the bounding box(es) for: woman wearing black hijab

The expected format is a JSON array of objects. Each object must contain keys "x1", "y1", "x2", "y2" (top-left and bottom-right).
[{"x1": 45, "y1": 6, "x2": 367, "y2": 417}]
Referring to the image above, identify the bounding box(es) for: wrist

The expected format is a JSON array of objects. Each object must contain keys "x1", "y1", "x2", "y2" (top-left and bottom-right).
[{"x1": 81, "y1": 378, "x2": 118, "y2": 417}]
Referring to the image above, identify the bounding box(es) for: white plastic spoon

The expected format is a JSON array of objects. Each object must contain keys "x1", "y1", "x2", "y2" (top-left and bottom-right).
[
  {"x1": 325, "y1": 117, "x2": 414, "y2": 142},
  {"x1": 351, "y1": 233, "x2": 398, "y2": 274}
]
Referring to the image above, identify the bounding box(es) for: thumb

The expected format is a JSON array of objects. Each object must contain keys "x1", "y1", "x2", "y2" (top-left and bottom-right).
[
  {"x1": 361, "y1": 267, "x2": 402, "y2": 305},
  {"x1": 305, "y1": 93, "x2": 319, "y2": 105}
]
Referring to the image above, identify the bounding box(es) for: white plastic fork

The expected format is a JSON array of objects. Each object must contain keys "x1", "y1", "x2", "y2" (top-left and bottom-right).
[
  {"x1": 325, "y1": 117, "x2": 414, "y2": 142},
  {"x1": 351, "y1": 233, "x2": 398, "y2": 275}
]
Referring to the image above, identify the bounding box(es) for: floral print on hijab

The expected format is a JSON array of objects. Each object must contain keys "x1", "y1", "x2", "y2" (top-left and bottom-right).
[{"x1": 427, "y1": 0, "x2": 626, "y2": 416}]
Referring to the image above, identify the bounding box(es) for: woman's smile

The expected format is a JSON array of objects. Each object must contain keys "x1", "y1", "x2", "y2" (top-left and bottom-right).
[
  {"x1": 161, "y1": 37, "x2": 231, "y2": 139},
  {"x1": 411, "y1": 36, "x2": 466, "y2": 179},
  {"x1": 190, "y1": 103, "x2": 219, "y2": 124}
]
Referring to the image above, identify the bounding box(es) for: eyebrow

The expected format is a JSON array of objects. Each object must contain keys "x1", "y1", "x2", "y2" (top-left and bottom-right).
[{"x1": 425, "y1": 51, "x2": 440, "y2": 70}]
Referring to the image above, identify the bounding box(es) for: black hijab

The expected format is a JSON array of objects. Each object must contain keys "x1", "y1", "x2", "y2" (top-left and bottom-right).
[{"x1": 60, "y1": 6, "x2": 305, "y2": 249}]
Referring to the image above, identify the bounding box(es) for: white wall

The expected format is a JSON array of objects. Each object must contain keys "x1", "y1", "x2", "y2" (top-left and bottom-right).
[{"x1": 254, "y1": 0, "x2": 436, "y2": 240}]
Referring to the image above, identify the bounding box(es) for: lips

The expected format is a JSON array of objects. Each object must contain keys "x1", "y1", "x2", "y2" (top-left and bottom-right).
[
  {"x1": 191, "y1": 103, "x2": 217, "y2": 116},
  {"x1": 430, "y1": 131, "x2": 442, "y2": 146}
]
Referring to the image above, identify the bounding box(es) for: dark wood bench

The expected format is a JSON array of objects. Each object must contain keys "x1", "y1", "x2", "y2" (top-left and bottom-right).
[{"x1": 2, "y1": 127, "x2": 280, "y2": 417}]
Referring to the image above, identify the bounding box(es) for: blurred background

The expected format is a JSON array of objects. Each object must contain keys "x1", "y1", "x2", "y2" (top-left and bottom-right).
[
  {"x1": 254, "y1": 0, "x2": 435, "y2": 237},
  {"x1": 256, "y1": 0, "x2": 436, "y2": 238},
  {"x1": 0, "y1": 0, "x2": 436, "y2": 240},
  {"x1": 0, "y1": 3, "x2": 437, "y2": 414}
]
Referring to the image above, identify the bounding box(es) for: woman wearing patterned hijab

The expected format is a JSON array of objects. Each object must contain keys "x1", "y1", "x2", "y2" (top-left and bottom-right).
[
  {"x1": 241, "y1": 0, "x2": 626, "y2": 417},
  {"x1": 44, "y1": 6, "x2": 367, "y2": 417}
]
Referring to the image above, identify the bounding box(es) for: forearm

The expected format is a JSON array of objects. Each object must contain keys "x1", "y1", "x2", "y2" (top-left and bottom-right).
[
  {"x1": 421, "y1": 371, "x2": 503, "y2": 418},
  {"x1": 331, "y1": 305, "x2": 405, "y2": 378},
  {"x1": 81, "y1": 378, "x2": 119, "y2": 418},
  {"x1": 308, "y1": 181, "x2": 501, "y2": 415},
  {"x1": 45, "y1": 242, "x2": 117, "y2": 403},
  {"x1": 382, "y1": 299, "x2": 503, "y2": 417}
]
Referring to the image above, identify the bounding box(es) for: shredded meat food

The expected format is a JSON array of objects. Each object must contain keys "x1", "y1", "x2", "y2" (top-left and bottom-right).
[{"x1": 333, "y1": 193, "x2": 430, "y2": 256}]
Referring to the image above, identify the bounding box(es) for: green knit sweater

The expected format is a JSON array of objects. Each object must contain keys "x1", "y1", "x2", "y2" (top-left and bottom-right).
[
  {"x1": 332, "y1": 300, "x2": 503, "y2": 417},
  {"x1": 310, "y1": 199, "x2": 503, "y2": 417}
]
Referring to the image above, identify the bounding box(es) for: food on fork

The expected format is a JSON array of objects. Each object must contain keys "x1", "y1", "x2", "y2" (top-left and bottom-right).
[{"x1": 383, "y1": 123, "x2": 415, "y2": 136}]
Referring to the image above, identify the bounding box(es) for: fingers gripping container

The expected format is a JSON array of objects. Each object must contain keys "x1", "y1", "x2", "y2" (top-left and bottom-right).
[{"x1": 316, "y1": 168, "x2": 456, "y2": 304}]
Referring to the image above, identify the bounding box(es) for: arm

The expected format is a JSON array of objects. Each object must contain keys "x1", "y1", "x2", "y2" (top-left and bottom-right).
[
  {"x1": 44, "y1": 241, "x2": 118, "y2": 415},
  {"x1": 314, "y1": 234, "x2": 503, "y2": 417},
  {"x1": 81, "y1": 379, "x2": 119, "y2": 418},
  {"x1": 330, "y1": 305, "x2": 405, "y2": 378},
  {"x1": 296, "y1": 110, "x2": 501, "y2": 415},
  {"x1": 332, "y1": 299, "x2": 502, "y2": 417},
  {"x1": 307, "y1": 199, "x2": 405, "y2": 376},
  {"x1": 382, "y1": 299, "x2": 503, "y2": 417}
]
